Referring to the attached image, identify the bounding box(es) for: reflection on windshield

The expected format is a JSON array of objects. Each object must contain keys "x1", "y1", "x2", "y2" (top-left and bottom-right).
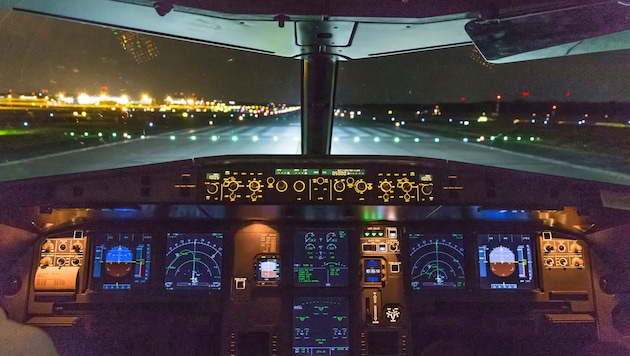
[{"x1": 0, "y1": 10, "x2": 629, "y2": 185}]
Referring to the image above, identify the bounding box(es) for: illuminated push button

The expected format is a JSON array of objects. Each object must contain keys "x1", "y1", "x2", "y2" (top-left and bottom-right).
[
  {"x1": 248, "y1": 179, "x2": 261, "y2": 192},
  {"x1": 56, "y1": 257, "x2": 66, "y2": 266},
  {"x1": 71, "y1": 257, "x2": 81, "y2": 266},
  {"x1": 557, "y1": 243, "x2": 566, "y2": 253},
  {"x1": 545, "y1": 258, "x2": 555, "y2": 267},
  {"x1": 58, "y1": 243, "x2": 67, "y2": 251},
  {"x1": 544, "y1": 244, "x2": 554, "y2": 252},
  {"x1": 559, "y1": 257, "x2": 568, "y2": 267},
  {"x1": 235, "y1": 277, "x2": 247, "y2": 290}
]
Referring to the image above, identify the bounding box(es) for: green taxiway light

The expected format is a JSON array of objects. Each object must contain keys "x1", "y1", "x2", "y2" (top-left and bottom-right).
[
  {"x1": 414, "y1": 138, "x2": 420, "y2": 142},
  {"x1": 69, "y1": 132, "x2": 75, "y2": 137},
  {"x1": 354, "y1": 137, "x2": 360, "y2": 142},
  {"x1": 374, "y1": 137, "x2": 380, "y2": 142},
  {"x1": 170, "y1": 135, "x2": 176, "y2": 140},
  {"x1": 530, "y1": 136, "x2": 535, "y2": 141},
  {"x1": 462, "y1": 137, "x2": 468, "y2": 142},
  {"x1": 273, "y1": 136, "x2": 279, "y2": 141},
  {"x1": 190, "y1": 135, "x2": 197, "y2": 141},
  {"x1": 83, "y1": 132, "x2": 89, "y2": 137},
  {"x1": 517, "y1": 136, "x2": 522, "y2": 141},
  {"x1": 211, "y1": 135, "x2": 218, "y2": 141},
  {"x1": 98, "y1": 132, "x2": 103, "y2": 137},
  {"x1": 503, "y1": 136, "x2": 508, "y2": 141},
  {"x1": 252, "y1": 135, "x2": 259, "y2": 142},
  {"x1": 434, "y1": 137, "x2": 440, "y2": 143},
  {"x1": 231, "y1": 135, "x2": 238, "y2": 141},
  {"x1": 140, "y1": 135, "x2": 146, "y2": 139}
]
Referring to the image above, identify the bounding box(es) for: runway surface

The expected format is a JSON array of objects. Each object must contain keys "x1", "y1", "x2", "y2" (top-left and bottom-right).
[{"x1": 1, "y1": 120, "x2": 629, "y2": 185}]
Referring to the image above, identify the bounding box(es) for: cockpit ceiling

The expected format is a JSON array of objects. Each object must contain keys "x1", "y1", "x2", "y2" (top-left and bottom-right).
[{"x1": 0, "y1": 0, "x2": 611, "y2": 60}]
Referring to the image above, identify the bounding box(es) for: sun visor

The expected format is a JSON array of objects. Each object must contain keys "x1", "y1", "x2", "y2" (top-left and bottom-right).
[{"x1": 466, "y1": 1, "x2": 630, "y2": 63}]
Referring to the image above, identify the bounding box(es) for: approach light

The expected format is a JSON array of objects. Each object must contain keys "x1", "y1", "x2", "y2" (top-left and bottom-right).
[
  {"x1": 252, "y1": 135, "x2": 259, "y2": 142},
  {"x1": 374, "y1": 137, "x2": 380, "y2": 142},
  {"x1": 463, "y1": 138, "x2": 469, "y2": 142},
  {"x1": 211, "y1": 135, "x2": 218, "y2": 141},
  {"x1": 231, "y1": 135, "x2": 238, "y2": 141},
  {"x1": 140, "y1": 135, "x2": 146, "y2": 139},
  {"x1": 354, "y1": 137, "x2": 360, "y2": 142},
  {"x1": 414, "y1": 138, "x2": 420, "y2": 142},
  {"x1": 191, "y1": 135, "x2": 197, "y2": 141},
  {"x1": 394, "y1": 137, "x2": 400, "y2": 143},
  {"x1": 434, "y1": 138, "x2": 440, "y2": 143},
  {"x1": 170, "y1": 135, "x2": 176, "y2": 140}
]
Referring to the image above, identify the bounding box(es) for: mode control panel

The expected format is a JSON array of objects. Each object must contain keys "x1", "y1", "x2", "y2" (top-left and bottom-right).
[{"x1": 202, "y1": 167, "x2": 436, "y2": 204}]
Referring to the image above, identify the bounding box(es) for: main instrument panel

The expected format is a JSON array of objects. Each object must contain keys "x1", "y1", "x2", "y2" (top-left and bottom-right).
[{"x1": 30, "y1": 225, "x2": 593, "y2": 355}]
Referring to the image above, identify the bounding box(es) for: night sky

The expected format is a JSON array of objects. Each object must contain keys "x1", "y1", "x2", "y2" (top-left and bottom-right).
[{"x1": 1, "y1": 9, "x2": 629, "y2": 104}]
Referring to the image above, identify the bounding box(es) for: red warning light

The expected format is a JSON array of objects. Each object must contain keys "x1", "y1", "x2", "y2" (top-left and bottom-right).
[
  {"x1": 461, "y1": 97, "x2": 466, "y2": 102},
  {"x1": 565, "y1": 92, "x2": 571, "y2": 97},
  {"x1": 522, "y1": 91, "x2": 529, "y2": 97},
  {"x1": 496, "y1": 95, "x2": 502, "y2": 100},
  {"x1": 552, "y1": 105, "x2": 557, "y2": 110}
]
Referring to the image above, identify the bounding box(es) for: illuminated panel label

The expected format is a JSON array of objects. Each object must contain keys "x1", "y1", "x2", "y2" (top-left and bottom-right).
[
  {"x1": 164, "y1": 233, "x2": 223, "y2": 291},
  {"x1": 478, "y1": 233, "x2": 536, "y2": 290},
  {"x1": 293, "y1": 230, "x2": 349, "y2": 287},
  {"x1": 91, "y1": 233, "x2": 152, "y2": 290},
  {"x1": 320, "y1": 168, "x2": 365, "y2": 176},
  {"x1": 293, "y1": 297, "x2": 349, "y2": 355},
  {"x1": 276, "y1": 168, "x2": 321, "y2": 176}
]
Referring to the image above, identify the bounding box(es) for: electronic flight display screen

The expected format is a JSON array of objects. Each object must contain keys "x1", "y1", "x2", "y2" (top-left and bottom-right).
[
  {"x1": 91, "y1": 233, "x2": 152, "y2": 290},
  {"x1": 408, "y1": 233, "x2": 466, "y2": 290},
  {"x1": 164, "y1": 232, "x2": 223, "y2": 291},
  {"x1": 478, "y1": 233, "x2": 536, "y2": 290},
  {"x1": 293, "y1": 297, "x2": 350, "y2": 355},
  {"x1": 293, "y1": 230, "x2": 349, "y2": 287}
]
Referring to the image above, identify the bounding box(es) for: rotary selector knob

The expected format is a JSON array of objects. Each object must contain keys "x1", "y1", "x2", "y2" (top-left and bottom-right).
[
  {"x1": 400, "y1": 181, "x2": 412, "y2": 192},
  {"x1": 40, "y1": 257, "x2": 53, "y2": 267},
  {"x1": 354, "y1": 180, "x2": 368, "y2": 194},
  {"x1": 248, "y1": 179, "x2": 261, "y2": 192},
  {"x1": 207, "y1": 183, "x2": 219, "y2": 194},
  {"x1": 420, "y1": 183, "x2": 434, "y2": 195},
  {"x1": 276, "y1": 180, "x2": 288, "y2": 192},
  {"x1": 572, "y1": 257, "x2": 584, "y2": 267},
  {"x1": 41, "y1": 241, "x2": 54, "y2": 252},
  {"x1": 72, "y1": 241, "x2": 83, "y2": 252},
  {"x1": 333, "y1": 180, "x2": 345, "y2": 192},
  {"x1": 379, "y1": 180, "x2": 393, "y2": 192}
]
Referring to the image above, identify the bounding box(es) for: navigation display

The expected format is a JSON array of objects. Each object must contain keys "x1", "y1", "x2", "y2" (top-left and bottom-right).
[
  {"x1": 293, "y1": 230, "x2": 349, "y2": 287},
  {"x1": 409, "y1": 233, "x2": 466, "y2": 290},
  {"x1": 478, "y1": 233, "x2": 536, "y2": 290},
  {"x1": 293, "y1": 297, "x2": 349, "y2": 355},
  {"x1": 164, "y1": 232, "x2": 223, "y2": 291},
  {"x1": 91, "y1": 233, "x2": 152, "y2": 290}
]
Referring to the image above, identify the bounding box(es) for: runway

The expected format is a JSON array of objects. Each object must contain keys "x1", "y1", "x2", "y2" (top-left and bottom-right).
[{"x1": 1, "y1": 121, "x2": 629, "y2": 185}]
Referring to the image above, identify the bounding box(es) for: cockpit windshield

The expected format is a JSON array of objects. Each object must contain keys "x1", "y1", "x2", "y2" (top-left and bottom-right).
[{"x1": 1, "y1": 8, "x2": 629, "y2": 185}]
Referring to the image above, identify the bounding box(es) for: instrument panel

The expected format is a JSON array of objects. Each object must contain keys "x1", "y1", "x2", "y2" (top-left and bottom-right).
[{"x1": 30, "y1": 223, "x2": 593, "y2": 355}]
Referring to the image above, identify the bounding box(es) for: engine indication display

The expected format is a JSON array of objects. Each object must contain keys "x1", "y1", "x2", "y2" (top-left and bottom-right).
[
  {"x1": 409, "y1": 233, "x2": 465, "y2": 290},
  {"x1": 293, "y1": 297, "x2": 349, "y2": 355},
  {"x1": 165, "y1": 232, "x2": 223, "y2": 291},
  {"x1": 293, "y1": 230, "x2": 349, "y2": 287},
  {"x1": 478, "y1": 233, "x2": 536, "y2": 290},
  {"x1": 91, "y1": 233, "x2": 152, "y2": 290}
]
